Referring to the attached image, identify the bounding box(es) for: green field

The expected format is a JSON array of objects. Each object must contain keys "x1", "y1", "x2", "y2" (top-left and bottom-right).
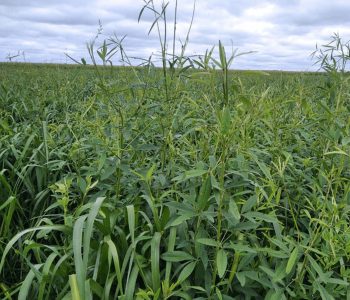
[{"x1": 0, "y1": 61, "x2": 349, "y2": 299}]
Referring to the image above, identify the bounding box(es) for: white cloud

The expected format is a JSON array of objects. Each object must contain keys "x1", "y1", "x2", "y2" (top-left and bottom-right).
[{"x1": 0, "y1": 0, "x2": 349, "y2": 69}]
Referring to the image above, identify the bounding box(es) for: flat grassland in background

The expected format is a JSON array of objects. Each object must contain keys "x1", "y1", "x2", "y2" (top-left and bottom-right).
[{"x1": 0, "y1": 62, "x2": 349, "y2": 299}]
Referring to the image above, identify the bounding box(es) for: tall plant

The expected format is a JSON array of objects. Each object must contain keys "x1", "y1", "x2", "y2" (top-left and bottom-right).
[
  {"x1": 193, "y1": 41, "x2": 253, "y2": 106},
  {"x1": 312, "y1": 33, "x2": 350, "y2": 108},
  {"x1": 138, "y1": 0, "x2": 196, "y2": 101}
]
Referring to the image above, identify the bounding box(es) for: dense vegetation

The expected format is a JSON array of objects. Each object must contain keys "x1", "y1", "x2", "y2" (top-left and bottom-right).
[
  {"x1": 0, "y1": 60, "x2": 349, "y2": 300},
  {"x1": 1, "y1": 2, "x2": 350, "y2": 296}
]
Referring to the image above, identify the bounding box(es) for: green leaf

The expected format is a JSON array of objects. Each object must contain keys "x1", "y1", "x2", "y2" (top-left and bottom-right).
[
  {"x1": 73, "y1": 215, "x2": 87, "y2": 299},
  {"x1": 326, "y1": 277, "x2": 349, "y2": 285},
  {"x1": 178, "y1": 261, "x2": 197, "y2": 283},
  {"x1": 218, "y1": 40, "x2": 227, "y2": 69},
  {"x1": 197, "y1": 238, "x2": 219, "y2": 247},
  {"x1": 197, "y1": 175, "x2": 211, "y2": 211},
  {"x1": 241, "y1": 195, "x2": 257, "y2": 213},
  {"x1": 229, "y1": 200, "x2": 240, "y2": 221},
  {"x1": 236, "y1": 272, "x2": 246, "y2": 286},
  {"x1": 172, "y1": 169, "x2": 207, "y2": 182},
  {"x1": 84, "y1": 197, "x2": 105, "y2": 265},
  {"x1": 165, "y1": 227, "x2": 177, "y2": 284},
  {"x1": 127, "y1": 205, "x2": 135, "y2": 246},
  {"x1": 264, "y1": 289, "x2": 284, "y2": 300},
  {"x1": 272, "y1": 263, "x2": 287, "y2": 283},
  {"x1": 161, "y1": 251, "x2": 195, "y2": 262},
  {"x1": 18, "y1": 265, "x2": 42, "y2": 300},
  {"x1": 125, "y1": 265, "x2": 139, "y2": 300},
  {"x1": 259, "y1": 265, "x2": 275, "y2": 278},
  {"x1": 69, "y1": 274, "x2": 82, "y2": 300},
  {"x1": 286, "y1": 247, "x2": 299, "y2": 274},
  {"x1": 183, "y1": 169, "x2": 207, "y2": 178},
  {"x1": 215, "y1": 287, "x2": 223, "y2": 300},
  {"x1": 168, "y1": 213, "x2": 196, "y2": 227},
  {"x1": 243, "y1": 211, "x2": 278, "y2": 223},
  {"x1": 308, "y1": 255, "x2": 326, "y2": 282},
  {"x1": 146, "y1": 164, "x2": 157, "y2": 183},
  {"x1": 104, "y1": 238, "x2": 123, "y2": 294},
  {"x1": 151, "y1": 232, "x2": 161, "y2": 292},
  {"x1": 0, "y1": 225, "x2": 68, "y2": 274},
  {"x1": 216, "y1": 249, "x2": 228, "y2": 278},
  {"x1": 315, "y1": 282, "x2": 335, "y2": 300},
  {"x1": 229, "y1": 243, "x2": 257, "y2": 254},
  {"x1": 220, "y1": 106, "x2": 231, "y2": 135}
]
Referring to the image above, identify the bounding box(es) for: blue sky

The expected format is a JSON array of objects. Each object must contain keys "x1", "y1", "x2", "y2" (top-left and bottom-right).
[{"x1": 1, "y1": 0, "x2": 350, "y2": 70}]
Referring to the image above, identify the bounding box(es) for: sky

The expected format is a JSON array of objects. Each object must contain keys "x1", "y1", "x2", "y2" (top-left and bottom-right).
[{"x1": 1, "y1": 0, "x2": 350, "y2": 70}]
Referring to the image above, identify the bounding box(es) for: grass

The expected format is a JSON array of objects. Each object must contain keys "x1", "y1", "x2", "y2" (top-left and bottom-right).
[
  {"x1": 0, "y1": 60, "x2": 349, "y2": 299},
  {"x1": 1, "y1": 3, "x2": 350, "y2": 297}
]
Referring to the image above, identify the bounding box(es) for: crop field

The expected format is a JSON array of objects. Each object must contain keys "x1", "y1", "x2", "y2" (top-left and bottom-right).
[{"x1": 0, "y1": 51, "x2": 350, "y2": 300}]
